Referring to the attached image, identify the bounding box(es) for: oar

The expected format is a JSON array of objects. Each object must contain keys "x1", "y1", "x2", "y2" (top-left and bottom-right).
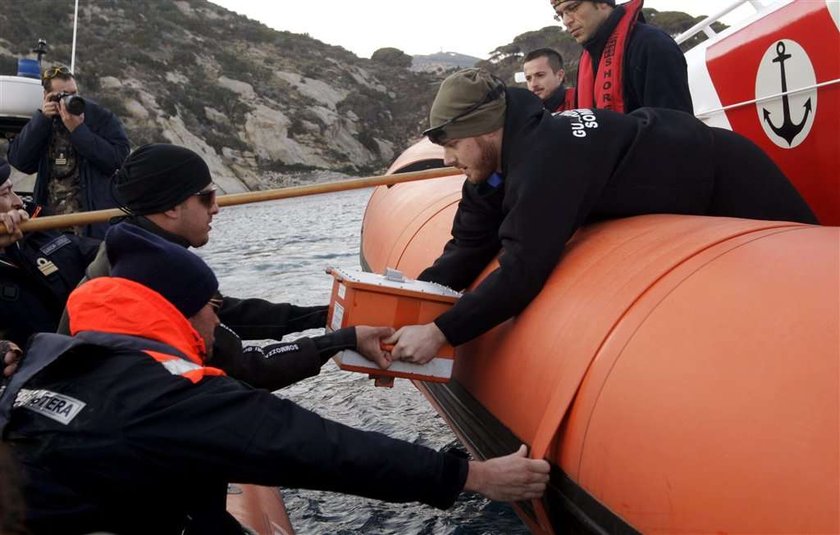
[{"x1": 5, "y1": 166, "x2": 459, "y2": 234}]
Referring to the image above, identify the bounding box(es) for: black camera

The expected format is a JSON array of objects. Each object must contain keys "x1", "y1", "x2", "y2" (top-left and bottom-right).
[{"x1": 50, "y1": 91, "x2": 85, "y2": 116}]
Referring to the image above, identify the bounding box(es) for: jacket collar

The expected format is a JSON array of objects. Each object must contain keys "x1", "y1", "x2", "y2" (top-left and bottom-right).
[
  {"x1": 500, "y1": 87, "x2": 548, "y2": 177},
  {"x1": 128, "y1": 216, "x2": 192, "y2": 248},
  {"x1": 543, "y1": 84, "x2": 568, "y2": 112}
]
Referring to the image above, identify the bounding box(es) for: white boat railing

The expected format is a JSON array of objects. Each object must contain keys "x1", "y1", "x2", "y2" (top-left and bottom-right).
[
  {"x1": 675, "y1": 0, "x2": 770, "y2": 44},
  {"x1": 694, "y1": 78, "x2": 840, "y2": 120}
]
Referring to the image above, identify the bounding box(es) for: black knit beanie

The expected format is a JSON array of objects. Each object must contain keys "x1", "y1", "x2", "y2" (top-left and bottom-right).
[
  {"x1": 114, "y1": 144, "x2": 212, "y2": 215},
  {"x1": 106, "y1": 223, "x2": 218, "y2": 318}
]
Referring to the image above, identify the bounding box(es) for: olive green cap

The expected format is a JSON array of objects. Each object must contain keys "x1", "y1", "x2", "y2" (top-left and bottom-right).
[{"x1": 426, "y1": 68, "x2": 506, "y2": 144}]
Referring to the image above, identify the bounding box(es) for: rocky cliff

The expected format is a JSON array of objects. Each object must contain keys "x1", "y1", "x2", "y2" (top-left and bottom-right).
[
  {"x1": 0, "y1": 0, "x2": 446, "y2": 192},
  {"x1": 0, "y1": 1, "x2": 711, "y2": 193}
]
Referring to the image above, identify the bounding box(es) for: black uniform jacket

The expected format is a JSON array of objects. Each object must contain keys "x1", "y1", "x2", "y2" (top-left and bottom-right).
[
  {"x1": 419, "y1": 88, "x2": 816, "y2": 346},
  {"x1": 0, "y1": 279, "x2": 467, "y2": 534},
  {"x1": 0, "y1": 231, "x2": 100, "y2": 347},
  {"x1": 57, "y1": 217, "x2": 334, "y2": 390}
]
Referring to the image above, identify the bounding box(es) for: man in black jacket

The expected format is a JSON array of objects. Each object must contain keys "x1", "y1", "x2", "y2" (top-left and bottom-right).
[
  {"x1": 552, "y1": 0, "x2": 693, "y2": 113},
  {"x1": 523, "y1": 48, "x2": 575, "y2": 112},
  {"x1": 57, "y1": 143, "x2": 390, "y2": 389},
  {"x1": 0, "y1": 159, "x2": 100, "y2": 348},
  {"x1": 0, "y1": 223, "x2": 549, "y2": 534},
  {"x1": 7, "y1": 66, "x2": 130, "y2": 238},
  {"x1": 385, "y1": 68, "x2": 816, "y2": 363}
]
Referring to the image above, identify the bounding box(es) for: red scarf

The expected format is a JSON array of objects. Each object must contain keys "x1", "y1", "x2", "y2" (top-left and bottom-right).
[
  {"x1": 575, "y1": 0, "x2": 644, "y2": 112},
  {"x1": 552, "y1": 88, "x2": 578, "y2": 113}
]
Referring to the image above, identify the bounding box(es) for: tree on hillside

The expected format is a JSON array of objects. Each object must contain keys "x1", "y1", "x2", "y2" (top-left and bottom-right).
[
  {"x1": 643, "y1": 9, "x2": 728, "y2": 52},
  {"x1": 477, "y1": 8, "x2": 728, "y2": 86},
  {"x1": 371, "y1": 47, "x2": 412, "y2": 69},
  {"x1": 479, "y1": 26, "x2": 581, "y2": 85}
]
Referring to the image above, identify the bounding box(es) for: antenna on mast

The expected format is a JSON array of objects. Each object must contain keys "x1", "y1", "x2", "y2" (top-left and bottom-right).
[
  {"x1": 32, "y1": 39, "x2": 48, "y2": 66},
  {"x1": 70, "y1": 0, "x2": 80, "y2": 72}
]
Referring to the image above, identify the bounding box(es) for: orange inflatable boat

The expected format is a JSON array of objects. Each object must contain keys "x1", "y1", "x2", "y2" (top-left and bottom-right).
[
  {"x1": 228, "y1": 484, "x2": 295, "y2": 535},
  {"x1": 359, "y1": 2, "x2": 839, "y2": 533}
]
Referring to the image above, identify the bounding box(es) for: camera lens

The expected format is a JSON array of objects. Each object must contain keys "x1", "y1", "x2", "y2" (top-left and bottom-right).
[{"x1": 62, "y1": 94, "x2": 86, "y2": 115}]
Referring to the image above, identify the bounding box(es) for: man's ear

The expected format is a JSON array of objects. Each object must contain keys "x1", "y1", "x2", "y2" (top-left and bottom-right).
[
  {"x1": 160, "y1": 204, "x2": 182, "y2": 221},
  {"x1": 145, "y1": 206, "x2": 183, "y2": 234},
  {"x1": 558, "y1": 68, "x2": 566, "y2": 84}
]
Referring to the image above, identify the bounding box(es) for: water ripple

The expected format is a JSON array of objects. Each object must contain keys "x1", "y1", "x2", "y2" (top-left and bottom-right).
[{"x1": 201, "y1": 189, "x2": 527, "y2": 534}]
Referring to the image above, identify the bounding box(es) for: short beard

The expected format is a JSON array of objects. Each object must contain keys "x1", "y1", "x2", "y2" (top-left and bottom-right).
[{"x1": 468, "y1": 136, "x2": 500, "y2": 184}]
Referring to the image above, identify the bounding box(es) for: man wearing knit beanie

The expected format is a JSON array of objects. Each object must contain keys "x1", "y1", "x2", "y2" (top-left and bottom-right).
[
  {"x1": 384, "y1": 68, "x2": 816, "y2": 364},
  {"x1": 2, "y1": 220, "x2": 550, "y2": 533},
  {"x1": 58, "y1": 143, "x2": 393, "y2": 390},
  {"x1": 114, "y1": 143, "x2": 214, "y2": 220},
  {"x1": 551, "y1": 0, "x2": 692, "y2": 113},
  {"x1": 107, "y1": 223, "x2": 218, "y2": 318},
  {"x1": 104, "y1": 223, "x2": 221, "y2": 356},
  {"x1": 112, "y1": 143, "x2": 217, "y2": 248}
]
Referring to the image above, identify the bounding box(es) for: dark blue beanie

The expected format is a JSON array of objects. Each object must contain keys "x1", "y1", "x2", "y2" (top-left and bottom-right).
[
  {"x1": 0, "y1": 158, "x2": 10, "y2": 181},
  {"x1": 106, "y1": 223, "x2": 218, "y2": 318}
]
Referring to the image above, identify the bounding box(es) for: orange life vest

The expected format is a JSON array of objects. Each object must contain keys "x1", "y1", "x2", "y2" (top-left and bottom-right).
[{"x1": 67, "y1": 277, "x2": 225, "y2": 383}]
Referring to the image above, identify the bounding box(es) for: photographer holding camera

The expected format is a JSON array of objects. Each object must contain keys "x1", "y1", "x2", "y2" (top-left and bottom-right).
[{"x1": 7, "y1": 66, "x2": 129, "y2": 238}]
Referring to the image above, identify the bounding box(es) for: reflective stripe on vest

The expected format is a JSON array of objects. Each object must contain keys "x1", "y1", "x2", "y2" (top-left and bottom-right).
[{"x1": 143, "y1": 350, "x2": 225, "y2": 384}]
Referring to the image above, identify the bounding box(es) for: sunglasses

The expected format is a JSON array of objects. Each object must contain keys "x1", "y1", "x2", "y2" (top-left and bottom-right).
[
  {"x1": 193, "y1": 185, "x2": 217, "y2": 208},
  {"x1": 208, "y1": 291, "x2": 223, "y2": 313},
  {"x1": 423, "y1": 82, "x2": 506, "y2": 145},
  {"x1": 42, "y1": 66, "x2": 71, "y2": 81}
]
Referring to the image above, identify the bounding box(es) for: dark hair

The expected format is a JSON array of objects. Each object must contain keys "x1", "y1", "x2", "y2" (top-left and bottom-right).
[
  {"x1": 523, "y1": 48, "x2": 564, "y2": 72},
  {"x1": 41, "y1": 65, "x2": 75, "y2": 91}
]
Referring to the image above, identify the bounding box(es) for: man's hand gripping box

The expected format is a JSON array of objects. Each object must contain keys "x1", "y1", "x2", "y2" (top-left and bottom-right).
[{"x1": 326, "y1": 268, "x2": 460, "y2": 383}]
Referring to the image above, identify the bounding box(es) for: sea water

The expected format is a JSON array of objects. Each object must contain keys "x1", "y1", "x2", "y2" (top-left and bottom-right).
[{"x1": 198, "y1": 188, "x2": 528, "y2": 535}]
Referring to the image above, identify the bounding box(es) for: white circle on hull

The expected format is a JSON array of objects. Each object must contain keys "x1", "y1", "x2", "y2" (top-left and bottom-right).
[
  {"x1": 755, "y1": 39, "x2": 817, "y2": 149},
  {"x1": 828, "y1": 0, "x2": 840, "y2": 32}
]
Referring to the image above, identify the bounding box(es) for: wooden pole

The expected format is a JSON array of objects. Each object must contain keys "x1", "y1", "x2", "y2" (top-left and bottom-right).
[{"x1": 8, "y1": 166, "x2": 459, "y2": 234}]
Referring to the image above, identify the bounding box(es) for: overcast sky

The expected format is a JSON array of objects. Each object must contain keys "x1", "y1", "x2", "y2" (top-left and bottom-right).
[{"x1": 207, "y1": 0, "x2": 756, "y2": 59}]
